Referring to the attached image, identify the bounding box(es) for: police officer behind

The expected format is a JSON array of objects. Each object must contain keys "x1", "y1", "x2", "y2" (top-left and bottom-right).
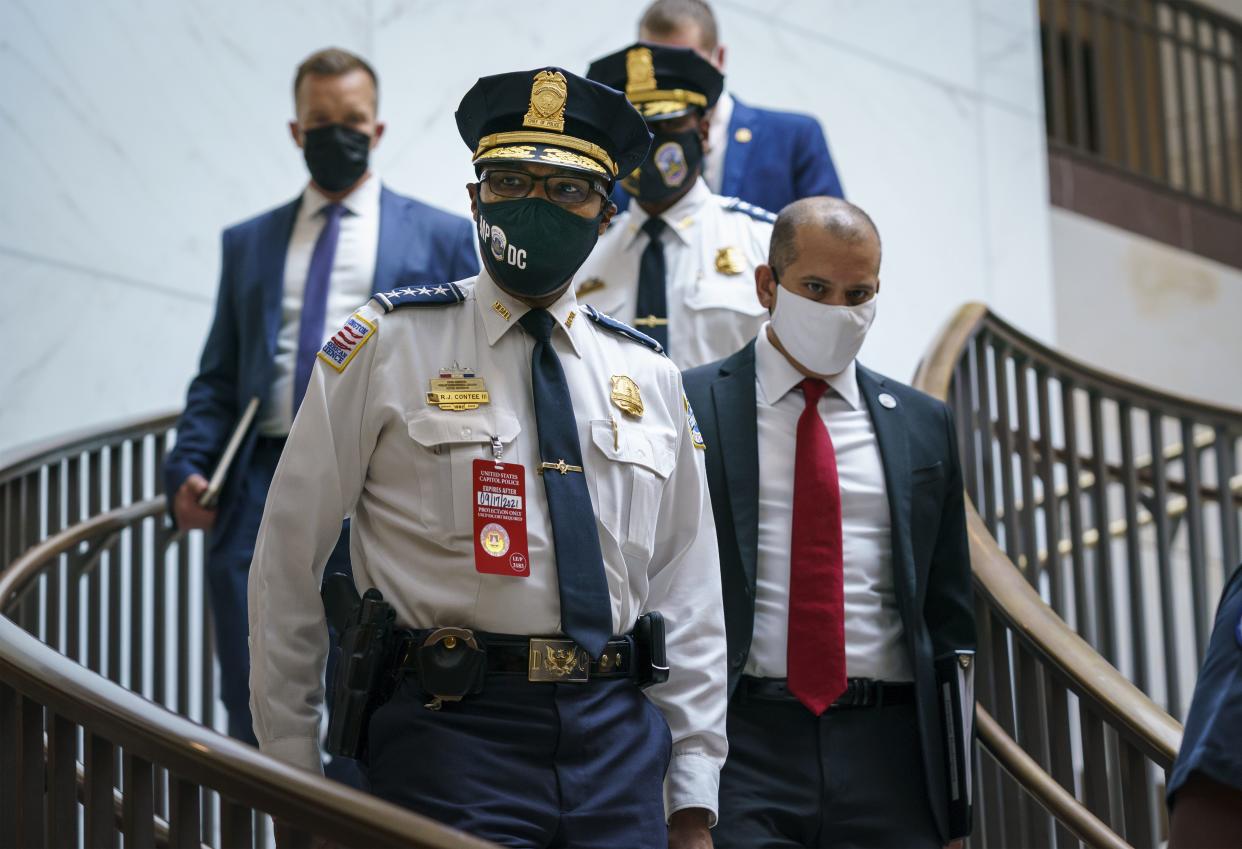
[
  {"x1": 575, "y1": 43, "x2": 774, "y2": 371},
  {"x1": 249, "y1": 66, "x2": 726, "y2": 849},
  {"x1": 1168, "y1": 563, "x2": 1242, "y2": 847}
]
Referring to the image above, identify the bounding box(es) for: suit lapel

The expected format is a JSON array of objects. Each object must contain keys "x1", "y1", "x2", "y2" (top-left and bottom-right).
[
  {"x1": 260, "y1": 197, "x2": 301, "y2": 360},
  {"x1": 373, "y1": 185, "x2": 407, "y2": 294},
  {"x1": 722, "y1": 96, "x2": 757, "y2": 199},
  {"x1": 712, "y1": 342, "x2": 760, "y2": 592},
  {"x1": 858, "y1": 365, "x2": 917, "y2": 609}
]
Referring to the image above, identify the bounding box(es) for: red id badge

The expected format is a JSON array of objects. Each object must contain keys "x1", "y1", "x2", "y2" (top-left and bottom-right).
[{"x1": 473, "y1": 459, "x2": 530, "y2": 577}]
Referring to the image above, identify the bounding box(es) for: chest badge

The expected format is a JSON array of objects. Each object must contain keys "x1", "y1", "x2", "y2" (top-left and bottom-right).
[
  {"x1": 427, "y1": 367, "x2": 490, "y2": 411},
  {"x1": 715, "y1": 246, "x2": 744, "y2": 275},
  {"x1": 610, "y1": 375, "x2": 644, "y2": 418}
]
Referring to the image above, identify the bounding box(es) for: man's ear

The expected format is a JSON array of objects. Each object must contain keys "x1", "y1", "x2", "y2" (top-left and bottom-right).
[
  {"x1": 713, "y1": 45, "x2": 727, "y2": 71},
  {"x1": 289, "y1": 121, "x2": 303, "y2": 149},
  {"x1": 371, "y1": 122, "x2": 386, "y2": 148},
  {"x1": 698, "y1": 113, "x2": 711, "y2": 146},
  {"x1": 599, "y1": 200, "x2": 618, "y2": 235},
  {"x1": 466, "y1": 182, "x2": 479, "y2": 220},
  {"x1": 755, "y1": 264, "x2": 778, "y2": 311},
  {"x1": 874, "y1": 278, "x2": 881, "y2": 296}
]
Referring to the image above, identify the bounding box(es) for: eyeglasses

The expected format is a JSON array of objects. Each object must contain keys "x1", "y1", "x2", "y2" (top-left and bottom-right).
[{"x1": 481, "y1": 169, "x2": 608, "y2": 206}]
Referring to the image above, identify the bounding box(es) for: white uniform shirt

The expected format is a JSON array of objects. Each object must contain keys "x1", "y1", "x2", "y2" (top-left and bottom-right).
[
  {"x1": 703, "y1": 91, "x2": 734, "y2": 194},
  {"x1": 258, "y1": 174, "x2": 381, "y2": 436},
  {"x1": 575, "y1": 178, "x2": 770, "y2": 371},
  {"x1": 248, "y1": 269, "x2": 728, "y2": 820},
  {"x1": 747, "y1": 325, "x2": 913, "y2": 682}
]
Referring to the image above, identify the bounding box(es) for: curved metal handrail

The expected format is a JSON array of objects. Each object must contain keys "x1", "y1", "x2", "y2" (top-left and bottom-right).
[
  {"x1": 977, "y1": 706, "x2": 1132, "y2": 849},
  {"x1": 0, "y1": 408, "x2": 179, "y2": 483},
  {"x1": 0, "y1": 500, "x2": 499, "y2": 849},
  {"x1": 912, "y1": 302, "x2": 1201, "y2": 846}
]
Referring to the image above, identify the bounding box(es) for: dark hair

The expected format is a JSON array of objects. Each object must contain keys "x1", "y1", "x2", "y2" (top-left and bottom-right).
[
  {"x1": 293, "y1": 47, "x2": 379, "y2": 108},
  {"x1": 769, "y1": 197, "x2": 882, "y2": 274},
  {"x1": 639, "y1": 0, "x2": 719, "y2": 51}
]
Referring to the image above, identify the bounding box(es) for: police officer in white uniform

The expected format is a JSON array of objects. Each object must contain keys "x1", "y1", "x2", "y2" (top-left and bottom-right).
[
  {"x1": 575, "y1": 43, "x2": 774, "y2": 371},
  {"x1": 248, "y1": 66, "x2": 726, "y2": 849}
]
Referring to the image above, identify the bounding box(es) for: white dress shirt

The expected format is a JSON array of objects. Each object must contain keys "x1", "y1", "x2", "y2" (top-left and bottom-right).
[
  {"x1": 249, "y1": 269, "x2": 729, "y2": 820},
  {"x1": 575, "y1": 178, "x2": 770, "y2": 370},
  {"x1": 703, "y1": 90, "x2": 734, "y2": 194},
  {"x1": 258, "y1": 174, "x2": 381, "y2": 436},
  {"x1": 747, "y1": 325, "x2": 912, "y2": 682}
]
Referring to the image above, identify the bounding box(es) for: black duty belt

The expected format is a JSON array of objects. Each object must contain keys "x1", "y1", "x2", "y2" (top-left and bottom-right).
[
  {"x1": 738, "y1": 676, "x2": 915, "y2": 709},
  {"x1": 394, "y1": 628, "x2": 641, "y2": 684}
]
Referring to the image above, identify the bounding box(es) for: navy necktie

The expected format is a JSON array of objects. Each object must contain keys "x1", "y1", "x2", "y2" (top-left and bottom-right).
[
  {"x1": 519, "y1": 308, "x2": 612, "y2": 657},
  {"x1": 635, "y1": 216, "x2": 669, "y2": 351},
  {"x1": 293, "y1": 202, "x2": 347, "y2": 414}
]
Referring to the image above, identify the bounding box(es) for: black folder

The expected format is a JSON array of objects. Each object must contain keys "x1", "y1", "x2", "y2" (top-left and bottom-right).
[{"x1": 936, "y1": 649, "x2": 976, "y2": 838}]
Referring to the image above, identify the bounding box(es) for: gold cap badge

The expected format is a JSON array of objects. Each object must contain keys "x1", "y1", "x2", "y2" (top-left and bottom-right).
[
  {"x1": 715, "y1": 246, "x2": 744, "y2": 275},
  {"x1": 523, "y1": 70, "x2": 568, "y2": 133},
  {"x1": 610, "y1": 375, "x2": 644, "y2": 418},
  {"x1": 625, "y1": 47, "x2": 657, "y2": 95}
]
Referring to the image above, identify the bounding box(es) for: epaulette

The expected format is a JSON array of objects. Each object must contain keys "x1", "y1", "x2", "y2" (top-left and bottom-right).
[
  {"x1": 373, "y1": 282, "x2": 466, "y2": 312},
  {"x1": 582, "y1": 305, "x2": 666, "y2": 356},
  {"x1": 720, "y1": 197, "x2": 777, "y2": 223}
]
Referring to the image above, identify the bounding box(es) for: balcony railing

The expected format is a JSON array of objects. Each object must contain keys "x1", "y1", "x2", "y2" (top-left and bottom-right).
[{"x1": 1041, "y1": 0, "x2": 1242, "y2": 214}]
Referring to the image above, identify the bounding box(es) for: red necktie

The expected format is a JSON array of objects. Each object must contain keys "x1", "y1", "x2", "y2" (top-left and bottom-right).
[{"x1": 787, "y1": 378, "x2": 847, "y2": 715}]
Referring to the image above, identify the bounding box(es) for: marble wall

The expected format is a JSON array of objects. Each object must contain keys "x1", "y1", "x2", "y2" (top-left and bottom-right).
[
  {"x1": 1052, "y1": 208, "x2": 1242, "y2": 409},
  {"x1": 0, "y1": 0, "x2": 1056, "y2": 452}
]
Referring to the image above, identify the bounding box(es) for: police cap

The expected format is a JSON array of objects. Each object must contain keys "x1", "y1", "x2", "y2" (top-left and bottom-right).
[
  {"x1": 456, "y1": 66, "x2": 651, "y2": 180},
  {"x1": 586, "y1": 42, "x2": 724, "y2": 123}
]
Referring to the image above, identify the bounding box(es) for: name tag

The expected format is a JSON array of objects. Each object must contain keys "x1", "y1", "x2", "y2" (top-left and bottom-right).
[{"x1": 473, "y1": 459, "x2": 529, "y2": 577}]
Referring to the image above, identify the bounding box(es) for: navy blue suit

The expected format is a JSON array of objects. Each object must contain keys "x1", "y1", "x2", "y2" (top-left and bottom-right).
[
  {"x1": 1169, "y1": 564, "x2": 1242, "y2": 803},
  {"x1": 683, "y1": 342, "x2": 975, "y2": 846},
  {"x1": 615, "y1": 94, "x2": 844, "y2": 214},
  {"x1": 166, "y1": 185, "x2": 478, "y2": 744}
]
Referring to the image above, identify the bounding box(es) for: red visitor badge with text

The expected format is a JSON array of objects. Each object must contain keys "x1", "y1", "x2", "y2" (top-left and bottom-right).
[{"x1": 473, "y1": 459, "x2": 530, "y2": 577}]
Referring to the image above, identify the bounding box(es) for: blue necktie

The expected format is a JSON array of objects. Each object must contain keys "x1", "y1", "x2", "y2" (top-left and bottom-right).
[
  {"x1": 519, "y1": 308, "x2": 612, "y2": 657},
  {"x1": 293, "y1": 202, "x2": 347, "y2": 414},
  {"x1": 635, "y1": 216, "x2": 669, "y2": 352}
]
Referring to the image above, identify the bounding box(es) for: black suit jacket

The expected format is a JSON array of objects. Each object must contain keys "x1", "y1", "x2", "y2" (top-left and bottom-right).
[{"x1": 682, "y1": 340, "x2": 976, "y2": 842}]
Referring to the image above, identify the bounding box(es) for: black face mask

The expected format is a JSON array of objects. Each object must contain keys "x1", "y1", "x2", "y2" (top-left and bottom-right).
[
  {"x1": 476, "y1": 194, "x2": 604, "y2": 299},
  {"x1": 302, "y1": 124, "x2": 371, "y2": 192},
  {"x1": 621, "y1": 128, "x2": 703, "y2": 203}
]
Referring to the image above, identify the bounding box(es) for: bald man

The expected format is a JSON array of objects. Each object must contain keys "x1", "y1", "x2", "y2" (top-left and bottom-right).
[{"x1": 683, "y1": 198, "x2": 976, "y2": 848}]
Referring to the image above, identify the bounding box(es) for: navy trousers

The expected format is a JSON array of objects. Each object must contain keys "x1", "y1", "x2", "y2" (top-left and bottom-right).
[
  {"x1": 715, "y1": 690, "x2": 941, "y2": 849},
  {"x1": 205, "y1": 439, "x2": 351, "y2": 754},
  {"x1": 366, "y1": 673, "x2": 672, "y2": 848}
]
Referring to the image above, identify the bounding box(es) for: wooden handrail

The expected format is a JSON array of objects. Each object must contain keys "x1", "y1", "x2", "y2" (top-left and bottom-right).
[
  {"x1": 977, "y1": 706, "x2": 1132, "y2": 849},
  {"x1": 0, "y1": 502, "x2": 500, "y2": 849}
]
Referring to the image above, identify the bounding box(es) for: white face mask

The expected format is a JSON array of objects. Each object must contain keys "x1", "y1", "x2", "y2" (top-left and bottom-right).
[{"x1": 768, "y1": 281, "x2": 877, "y2": 376}]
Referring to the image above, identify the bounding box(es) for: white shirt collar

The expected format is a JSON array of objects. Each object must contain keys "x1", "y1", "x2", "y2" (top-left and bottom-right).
[
  {"x1": 301, "y1": 172, "x2": 381, "y2": 219},
  {"x1": 623, "y1": 178, "x2": 713, "y2": 250},
  {"x1": 474, "y1": 267, "x2": 584, "y2": 358},
  {"x1": 754, "y1": 321, "x2": 861, "y2": 411}
]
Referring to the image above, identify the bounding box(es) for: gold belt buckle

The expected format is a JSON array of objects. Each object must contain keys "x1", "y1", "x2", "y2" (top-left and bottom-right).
[{"x1": 528, "y1": 638, "x2": 590, "y2": 683}]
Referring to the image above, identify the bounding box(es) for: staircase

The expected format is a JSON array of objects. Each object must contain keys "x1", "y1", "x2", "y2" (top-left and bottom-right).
[{"x1": 2, "y1": 304, "x2": 1237, "y2": 847}]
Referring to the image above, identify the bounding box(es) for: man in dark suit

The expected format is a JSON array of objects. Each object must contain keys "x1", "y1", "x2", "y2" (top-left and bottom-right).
[
  {"x1": 683, "y1": 197, "x2": 975, "y2": 848},
  {"x1": 164, "y1": 47, "x2": 477, "y2": 751},
  {"x1": 619, "y1": 0, "x2": 843, "y2": 214}
]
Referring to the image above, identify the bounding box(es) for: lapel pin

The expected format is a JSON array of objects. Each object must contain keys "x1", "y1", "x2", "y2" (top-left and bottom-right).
[{"x1": 878, "y1": 392, "x2": 897, "y2": 409}]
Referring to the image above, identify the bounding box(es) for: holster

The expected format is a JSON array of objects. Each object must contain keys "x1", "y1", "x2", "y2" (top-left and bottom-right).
[
  {"x1": 633, "y1": 611, "x2": 670, "y2": 687},
  {"x1": 322, "y1": 575, "x2": 397, "y2": 760}
]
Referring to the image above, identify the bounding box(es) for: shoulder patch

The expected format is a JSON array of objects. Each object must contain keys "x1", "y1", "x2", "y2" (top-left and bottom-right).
[
  {"x1": 373, "y1": 282, "x2": 466, "y2": 312},
  {"x1": 721, "y1": 196, "x2": 777, "y2": 223},
  {"x1": 318, "y1": 313, "x2": 376, "y2": 372},
  {"x1": 684, "y1": 393, "x2": 706, "y2": 450},
  {"x1": 581, "y1": 305, "x2": 666, "y2": 356}
]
